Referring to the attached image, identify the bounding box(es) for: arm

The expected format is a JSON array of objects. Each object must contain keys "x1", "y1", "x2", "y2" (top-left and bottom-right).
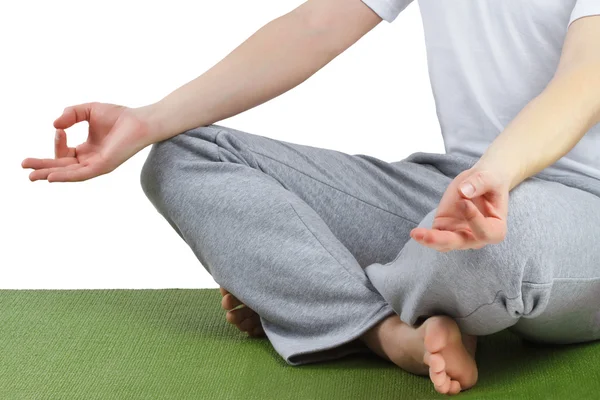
[
  {"x1": 410, "y1": 15, "x2": 600, "y2": 252},
  {"x1": 22, "y1": 0, "x2": 383, "y2": 182},
  {"x1": 139, "y1": 0, "x2": 383, "y2": 142},
  {"x1": 473, "y1": 15, "x2": 600, "y2": 191}
]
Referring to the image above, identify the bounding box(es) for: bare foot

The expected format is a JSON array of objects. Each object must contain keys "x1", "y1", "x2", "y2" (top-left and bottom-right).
[
  {"x1": 360, "y1": 314, "x2": 477, "y2": 396},
  {"x1": 219, "y1": 287, "x2": 266, "y2": 337},
  {"x1": 419, "y1": 316, "x2": 478, "y2": 395}
]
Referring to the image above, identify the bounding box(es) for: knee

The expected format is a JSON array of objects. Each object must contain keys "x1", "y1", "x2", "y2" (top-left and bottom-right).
[
  {"x1": 140, "y1": 140, "x2": 175, "y2": 209},
  {"x1": 421, "y1": 237, "x2": 527, "y2": 315},
  {"x1": 363, "y1": 180, "x2": 558, "y2": 333},
  {"x1": 140, "y1": 126, "x2": 221, "y2": 208},
  {"x1": 140, "y1": 136, "x2": 196, "y2": 216},
  {"x1": 428, "y1": 179, "x2": 551, "y2": 285},
  {"x1": 417, "y1": 182, "x2": 553, "y2": 317}
]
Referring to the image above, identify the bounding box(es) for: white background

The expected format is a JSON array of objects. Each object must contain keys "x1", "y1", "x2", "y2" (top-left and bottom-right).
[{"x1": 2, "y1": 0, "x2": 442, "y2": 289}]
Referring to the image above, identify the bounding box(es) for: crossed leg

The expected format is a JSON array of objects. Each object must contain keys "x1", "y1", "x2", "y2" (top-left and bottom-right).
[
  {"x1": 141, "y1": 124, "x2": 599, "y2": 395},
  {"x1": 220, "y1": 283, "x2": 477, "y2": 394}
]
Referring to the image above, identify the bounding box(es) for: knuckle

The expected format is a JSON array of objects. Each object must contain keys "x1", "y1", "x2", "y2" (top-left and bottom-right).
[{"x1": 476, "y1": 229, "x2": 489, "y2": 240}]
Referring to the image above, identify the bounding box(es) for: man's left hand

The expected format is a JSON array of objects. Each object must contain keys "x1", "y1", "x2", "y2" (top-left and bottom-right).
[{"x1": 410, "y1": 167, "x2": 510, "y2": 252}]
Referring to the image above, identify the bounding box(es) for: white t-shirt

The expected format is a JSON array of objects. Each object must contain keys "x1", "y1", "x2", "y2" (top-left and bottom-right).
[{"x1": 361, "y1": 0, "x2": 600, "y2": 181}]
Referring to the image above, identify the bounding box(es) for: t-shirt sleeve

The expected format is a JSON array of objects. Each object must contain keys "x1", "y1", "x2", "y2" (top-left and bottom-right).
[
  {"x1": 569, "y1": 0, "x2": 600, "y2": 27},
  {"x1": 360, "y1": 0, "x2": 414, "y2": 23}
]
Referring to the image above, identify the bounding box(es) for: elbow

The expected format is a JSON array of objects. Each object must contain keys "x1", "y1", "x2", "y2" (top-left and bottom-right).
[
  {"x1": 553, "y1": 61, "x2": 600, "y2": 91},
  {"x1": 290, "y1": 0, "x2": 380, "y2": 57},
  {"x1": 283, "y1": 7, "x2": 345, "y2": 62},
  {"x1": 552, "y1": 62, "x2": 600, "y2": 124},
  {"x1": 579, "y1": 63, "x2": 600, "y2": 124},
  {"x1": 290, "y1": 3, "x2": 336, "y2": 37}
]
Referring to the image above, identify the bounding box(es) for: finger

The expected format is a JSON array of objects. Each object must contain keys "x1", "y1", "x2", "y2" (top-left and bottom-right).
[
  {"x1": 428, "y1": 230, "x2": 468, "y2": 250},
  {"x1": 219, "y1": 287, "x2": 229, "y2": 297},
  {"x1": 54, "y1": 129, "x2": 76, "y2": 158},
  {"x1": 414, "y1": 231, "x2": 450, "y2": 252},
  {"x1": 29, "y1": 164, "x2": 83, "y2": 181},
  {"x1": 54, "y1": 103, "x2": 94, "y2": 130},
  {"x1": 22, "y1": 157, "x2": 78, "y2": 170},
  {"x1": 414, "y1": 229, "x2": 467, "y2": 251},
  {"x1": 47, "y1": 165, "x2": 99, "y2": 182},
  {"x1": 410, "y1": 227, "x2": 427, "y2": 241},
  {"x1": 459, "y1": 200, "x2": 492, "y2": 241},
  {"x1": 411, "y1": 228, "x2": 439, "y2": 248}
]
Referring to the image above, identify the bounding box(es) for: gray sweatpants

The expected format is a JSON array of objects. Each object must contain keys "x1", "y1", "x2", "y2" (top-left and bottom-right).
[{"x1": 140, "y1": 124, "x2": 600, "y2": 366}]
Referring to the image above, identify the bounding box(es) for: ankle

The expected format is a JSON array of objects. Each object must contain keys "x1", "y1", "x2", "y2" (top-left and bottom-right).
[
  {"x1": 359, "y1": 315, "x2": 400, "y2": 361},
  {"x1": 360, "y1": 315, "x2": 427, "y2": 371}
]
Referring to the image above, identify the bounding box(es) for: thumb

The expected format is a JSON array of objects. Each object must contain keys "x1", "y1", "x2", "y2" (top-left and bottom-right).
[{"x1": 458, "y1": 170, "x2": 490, "y2": 199}]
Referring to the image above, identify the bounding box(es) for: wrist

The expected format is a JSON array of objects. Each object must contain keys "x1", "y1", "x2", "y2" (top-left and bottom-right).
[
  {"x1": 130, "y1": 102, "x2": 170, "y2": 145},
  {"x1": 472, "y1": 156, "x2": 522, "y2": 192}
]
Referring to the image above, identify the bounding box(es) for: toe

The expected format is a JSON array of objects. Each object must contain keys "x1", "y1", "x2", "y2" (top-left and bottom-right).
[
  {"x1": 423, "y1": 351, "x2": 431, "y2": 366},
  {"x1": 434, "y1": 375, "x2": 451, "y2": 394},
  {"x1": 448, "y1": 380, "x2": 462, "y2": 395},
  {"x1": 221, "y1": 293, "x2": 244, "y2": 310},
  {"x1": 225, "y1": 310, "x2": 237, "y2": 324},
  {"x1": 226, "y1": 306, "x2": 254, "y2": 324},
  {"x1": 250, "y1": 326, "x2": 266, "y2": 337},
  {"x1": 428, "y1": 353, "x2": 446, "y2": 373},
  {"x1": 423, "y1": 317, "x2": 451, "y2": 354},
  {"x1": 430, "y1": 368, "x2": 447, "y2": 388},
  {"x1": 239, "y1": 314, "x2": 261, "y2": 332}
]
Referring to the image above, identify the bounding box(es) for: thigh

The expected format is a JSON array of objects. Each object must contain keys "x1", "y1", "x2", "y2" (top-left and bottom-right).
[
  {"x1": 508, "y1": 178, "x2": 600, "y2": 343},
  {"x1": 198, "y1": 123, "x2": 454, "y2": 267},
  {"x1": 365, "y1": 176, "x2": 600, "y2": 342}
]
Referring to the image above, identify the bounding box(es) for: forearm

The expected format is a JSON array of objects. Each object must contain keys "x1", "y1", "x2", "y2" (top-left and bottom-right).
[
  {"x1": 137, "y1": 3, "x2": 375, "y2": 143},
  {"x1": 474, "y1": 65, "x2": 600, "y2": 191}
]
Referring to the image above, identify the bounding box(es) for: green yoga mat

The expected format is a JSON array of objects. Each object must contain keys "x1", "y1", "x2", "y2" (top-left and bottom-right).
[{"x1": 1, "y1": 289, "x2": 598, "y2": 399}]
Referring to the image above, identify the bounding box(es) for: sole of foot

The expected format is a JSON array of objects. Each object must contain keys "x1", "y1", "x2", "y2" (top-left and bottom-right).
[
  {"x1": 219, "y1": 287, "x2": 266, "y2": 337},
  {"x1": 419, "y1": 316, "x2": 478, "y2": 395}
]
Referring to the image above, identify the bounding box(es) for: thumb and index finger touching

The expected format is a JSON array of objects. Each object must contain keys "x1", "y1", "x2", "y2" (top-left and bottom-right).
[
  {"x1": 48, "y1": 103, "x2": 109, "y2": 182},
  {"x1": 455, "y1": 169, "x2": 508, "y2": 243},
  {"x1": 458, "y1": 170, "x2": 489, "y2": 200},
  {"x1": 22, "y1": 104, "x2": 87, "y2": 168},
  {"x1": 23, "y1": 103, "x2": 99, "y2": 182},
  {"x1": 53, "y1": 102, "x2": 95, "y2": 158}
]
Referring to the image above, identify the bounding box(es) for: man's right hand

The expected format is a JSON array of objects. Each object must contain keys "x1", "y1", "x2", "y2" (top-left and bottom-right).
[{"x1": 22, "y1": 102, "x2": 154, "y2": 182}]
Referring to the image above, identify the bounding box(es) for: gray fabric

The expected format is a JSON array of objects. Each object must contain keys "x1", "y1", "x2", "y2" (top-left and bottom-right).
[{"x1": 140, "y1": 124, "x2": 600, "y2": 366}]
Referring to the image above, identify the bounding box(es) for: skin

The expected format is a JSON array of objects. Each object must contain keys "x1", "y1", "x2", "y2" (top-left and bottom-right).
[{"x1": 22, "y1": 0, "x2": 600, "y2": 394}]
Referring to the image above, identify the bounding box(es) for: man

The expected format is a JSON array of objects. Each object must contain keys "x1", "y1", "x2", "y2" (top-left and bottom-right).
[{"x1": 22, "y1": 0, "x2": 600, "y2": 395}]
